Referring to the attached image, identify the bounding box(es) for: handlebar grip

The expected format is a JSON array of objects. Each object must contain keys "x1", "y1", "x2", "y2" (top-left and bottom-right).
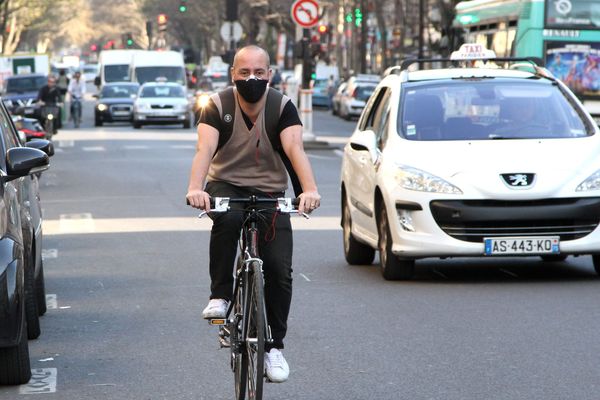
[
  {"x1": 185, "y1": 197, "x2": 215, "y2": 207},
  {"x1": 292, "y1": 198, "x2": 300, "y2": 207}
]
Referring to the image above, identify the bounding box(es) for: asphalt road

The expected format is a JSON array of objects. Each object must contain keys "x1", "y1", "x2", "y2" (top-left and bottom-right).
[{"x1": 2, "y1": 97, "x2": 600, "y2": 400}]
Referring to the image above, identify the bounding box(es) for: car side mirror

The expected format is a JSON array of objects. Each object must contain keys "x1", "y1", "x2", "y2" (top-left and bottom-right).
[
  {"x1": 349, "y1": 129, "x2": 378, "y2": 162},
  {"x1": 26, "y1": 139, "x2": 54, "y2": 157},
  {"x1": 94, "y1": 76, "x2": 101, "y2": 86},
  {"x1": 5, "y1": 147, "x2": 49, "y2": 181}
]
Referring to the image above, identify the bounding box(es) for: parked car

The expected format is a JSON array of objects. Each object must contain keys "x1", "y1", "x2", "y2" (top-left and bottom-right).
[
  {"x1": 94, "y1": 82, "x2": 139, "y2": 126},
  {"x1": 2, "y1": 74, "x2": 47, "y2": 118},
  {"x1": 340, "y1": 44, "x2": 600, "y2": 280},
  {"x1": 11, "y1": 115, "x2": 47, "y2": 141},
  {"x1": 0, "y1": 100, "x2": 52, "y2": 384},
  {"x1": 338, "y1": 81, "x2": 377, "y2": 120},
  {"x1": 133, "y1": 81, "x2": 191, "y2": 129},
  {"x1": 331, "y1": 82, "x2": 347, "y2": 116},
  {"x1": 311, "y1": 78, "x2": 332, "y2": 108}
]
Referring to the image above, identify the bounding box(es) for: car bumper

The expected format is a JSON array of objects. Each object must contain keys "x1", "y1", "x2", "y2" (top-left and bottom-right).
[
  {"x1": 312, "y1": 95, "x2": 331, "y2": 107},
  {"x1": 382, "y1": 194, "x2": 600, "y2": 259},
  {"x1": 96, "y1": 105, "x2": 134, "y2": 122},
  {"x1": 134, "y1": 111, "x2": 189, "y2": 124}
]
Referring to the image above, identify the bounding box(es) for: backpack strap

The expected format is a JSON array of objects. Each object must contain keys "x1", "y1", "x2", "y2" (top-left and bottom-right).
[{"x1": 213, "y1": 87, "x2": 236, "y2": 153}]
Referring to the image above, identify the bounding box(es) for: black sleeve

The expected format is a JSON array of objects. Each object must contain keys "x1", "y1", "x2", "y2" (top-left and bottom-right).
[
  {"x1": 276, "y1": 99, "x2": 303, "y2": 134},
  {"x1": 197, "y1": 97, "x2": 223, "y2": 131}
]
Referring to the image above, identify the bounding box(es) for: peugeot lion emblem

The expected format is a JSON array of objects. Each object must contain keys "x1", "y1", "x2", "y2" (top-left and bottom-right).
[{"x1": 501, "y1": 173, "x2": 535, "y2": 189}]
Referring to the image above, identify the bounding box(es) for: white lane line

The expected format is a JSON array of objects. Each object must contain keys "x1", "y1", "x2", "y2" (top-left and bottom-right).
[
  {"x1": 54, "y1": 148, "x2": 65, "y2": 153},
  {"x1": 82, "y1": 146, "x2": 106, "y2": 152},
  {"x1": 57, "y1": 140, "x2": 74, "y2": 147},
  {"x1": 46, "y1": 294, "x2": 57, "y2": 310},
  {"x1": 19, "y1": 368, "x2": 57, "y2": 394},
  {"x1": 44, "y1": 216, "x2": 341, "y2": 235},
  {"x1": 307, "y1": 154, "x2": 339, "y2": 160},
  {"x1": 42, "y1": 249, "x2": 58, "y2": 260},
  {"x1": 316, "y1": 135, "x2": 349, "y2": 144},
  {"x1": 170, "y1": 144, "x2": 195, "y2": 149},
  {"x1": 59, "y1": 213, "x2": 94, "y2": 234},
  {"x1": 500, "y1": 268, "x2": 519, "y2": 278},
  {"x1": 123, "y1": 145, "x2": 150, "y2": 150},
  {"x1": 333, "y1": 149, "x2": 344, "y2": 158},
  {"x1": 299, "y1": 273, "x2": 311, "y2": 282},
  {"x1": 49, "y1": 131, "x2": 196, "y2": 141}
]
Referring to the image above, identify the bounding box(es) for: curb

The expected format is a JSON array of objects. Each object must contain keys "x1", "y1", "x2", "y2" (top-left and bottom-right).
[{"x1": 302, "y1": 140, "x2": 337, "y2": 150}]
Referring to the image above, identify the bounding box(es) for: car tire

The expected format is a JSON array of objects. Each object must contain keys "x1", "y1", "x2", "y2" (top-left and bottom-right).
[
  {"x1": 183, "y1": 119, "x2": 191, "y2": 129},
  {"x1": 332, "y1": 105, "x2": 337, "y2": 116},
  {"x1": 25, "y1": 258, "x2": 41, "y2": 340},
  {"x1": 0, "y1": 314, "x2": 31, "y2": 385},
  {"x1": 540, "y1": 255, "x2": 567, "y2": 262},
  {"x1": 378, "y1": 203, "x2": 415, "y2": 280},
  {"x1": 94, "y1": 117, "x2": 102, "y2": 127},
  {"x1": 36, "y1": 260, "x2": 47, "y2": 316},
  {"x1": 592, "y1": 255, "x2": 600, "y2": 275},
  {"x1": 342, "y1": 194, "x2": 375, "y2": 265},
  {"x1": 133, "y1": 121, "x2": 142, "y2": 129}
]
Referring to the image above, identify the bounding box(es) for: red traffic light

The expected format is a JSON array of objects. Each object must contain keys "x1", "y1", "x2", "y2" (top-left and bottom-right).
[
  {"x1": 157, "y1": 13, "x2": 168, "y2": 24},
  {"x1": 318, "y1": 25, "x2": 327, "y2": 34},
  {"x1": 90, "y1": 44, "x2": 98, "y2": 51}
]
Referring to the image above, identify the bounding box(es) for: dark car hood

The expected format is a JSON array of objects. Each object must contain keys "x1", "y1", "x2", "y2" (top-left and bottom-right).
[{"x1": 97, "y1": 97, "x2": 135, "y2": 105}]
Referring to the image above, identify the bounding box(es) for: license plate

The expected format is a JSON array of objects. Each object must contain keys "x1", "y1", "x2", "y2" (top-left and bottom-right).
[
  {"x1": 484, "y1": 236, "x2": 560, "y2": 255},
  {"x1": 113, "y1": 111, "x2": 130, "y2": 116},
  {"x1": 24, "y1": 107, "x2": 34, "y2": 114}
]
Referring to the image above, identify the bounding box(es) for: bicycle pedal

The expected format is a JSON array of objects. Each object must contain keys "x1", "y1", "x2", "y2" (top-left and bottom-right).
[
  {"x1": 208, "y1": 318, "x2": 226, "y2": 326},
  {"x1": 218, "y1": 337, "x2": 231, "y2": 348}
]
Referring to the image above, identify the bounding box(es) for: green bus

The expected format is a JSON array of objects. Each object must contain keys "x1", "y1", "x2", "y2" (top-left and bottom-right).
[{"x1": 455, "y1": 0, "x2": 600, "y2": 122}]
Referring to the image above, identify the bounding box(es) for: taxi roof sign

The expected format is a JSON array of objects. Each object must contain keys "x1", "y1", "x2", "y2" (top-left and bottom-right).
[{"x1": 450, "y1": 44, "x2": 496, "y2": 61}]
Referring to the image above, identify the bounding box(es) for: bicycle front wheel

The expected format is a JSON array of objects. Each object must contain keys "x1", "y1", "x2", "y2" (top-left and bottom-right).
[{"x1": 244, "y1": 261, "x2": 266, "y2": 400}]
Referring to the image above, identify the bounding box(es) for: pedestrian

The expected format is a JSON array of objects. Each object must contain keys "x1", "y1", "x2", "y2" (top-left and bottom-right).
[{"x1": 186, "y1": 44, "x2": 321, "y2": 383}]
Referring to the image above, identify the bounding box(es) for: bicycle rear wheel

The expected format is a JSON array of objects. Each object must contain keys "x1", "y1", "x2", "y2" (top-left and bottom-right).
[
  {"x1": 232, "y1": 259, "x2": 247, "y2": 400},
  {"x1": 244, "y1": 261, "x2": 265, "y2": 400}
]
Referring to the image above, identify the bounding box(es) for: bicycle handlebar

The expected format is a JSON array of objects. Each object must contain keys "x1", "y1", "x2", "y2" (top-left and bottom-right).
[{"x1": 186, "y1": 196, "x2": 308, "y2": 218}]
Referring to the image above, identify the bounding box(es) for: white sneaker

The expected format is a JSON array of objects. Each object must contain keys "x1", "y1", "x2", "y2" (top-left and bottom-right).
[
  {"x1": 202, "y1": 299, "x2": 228, "y2": 319},
  {"x1": 264, "y1": 348, "x2": 289, "y2": 383}
]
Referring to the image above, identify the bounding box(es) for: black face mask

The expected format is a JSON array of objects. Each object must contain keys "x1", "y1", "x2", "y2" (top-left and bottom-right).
[{"x1": 234, "y1": 78, "x2": 268, "y2": 103}]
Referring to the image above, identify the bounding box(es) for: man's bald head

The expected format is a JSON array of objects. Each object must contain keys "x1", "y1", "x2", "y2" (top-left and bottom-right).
[{"x1": 233, "y1": 45, "x2": 270, "y2": 70}]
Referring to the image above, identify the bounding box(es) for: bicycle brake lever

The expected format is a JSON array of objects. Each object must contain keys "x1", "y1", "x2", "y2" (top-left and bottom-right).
[{"x1": 198, "y1": 211, "x2": 208, "y2": 218}]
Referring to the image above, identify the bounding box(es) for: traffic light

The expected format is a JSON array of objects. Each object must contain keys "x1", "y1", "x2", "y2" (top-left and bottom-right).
[
  {"x1": 345, "y1": 13, "x2": 353, "y2": 23},
  {"x1": 179, "y1": 0, "x2": 187, "y2": 13},
  {"x1": 124, "y1": 32, "x2": 134, "y2": 47},
  {"x1": 354, "y1": 8, "x2": 363, "y2": 27},
  {"x1": 318, "y1": 24, "x2": 329, "y2": 44},
  {"x1": 157, "y1": 13, "x2": 168, "y2": 31},
  {"x1": 90, "y1": 43, "x2": 98, "y2": 52}
]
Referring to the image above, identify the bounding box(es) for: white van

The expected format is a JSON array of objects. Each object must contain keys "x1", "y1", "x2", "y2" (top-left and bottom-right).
[
  {"x1": 132, "y1": 51, "x2": 186, "y2": 86},
  {"x1": 97, "y1": 50, "x2": 139, "y2": 86}
]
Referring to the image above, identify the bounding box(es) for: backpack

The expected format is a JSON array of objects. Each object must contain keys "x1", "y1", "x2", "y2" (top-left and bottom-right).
[{"x1": 211, "y1": 87, "x2": 303, "y2": 197}]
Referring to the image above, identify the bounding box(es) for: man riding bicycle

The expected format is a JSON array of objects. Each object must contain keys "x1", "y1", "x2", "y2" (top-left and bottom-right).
[
  {"x1": 67, "y1": 70, "x2": 86, "y2": 127},
  {"x1": 186, "y1": 45, "x2": 320, "y2": 383}
]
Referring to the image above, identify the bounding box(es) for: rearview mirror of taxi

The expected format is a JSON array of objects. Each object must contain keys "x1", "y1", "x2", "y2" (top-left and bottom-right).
[{"x1": 350, "y1": 129, "x2": 378, "y2": 162}]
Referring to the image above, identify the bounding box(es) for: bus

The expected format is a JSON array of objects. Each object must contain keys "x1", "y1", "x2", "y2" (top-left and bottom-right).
[{"x1": 454, "y1": 0, "x2": 600, "y2": 123}]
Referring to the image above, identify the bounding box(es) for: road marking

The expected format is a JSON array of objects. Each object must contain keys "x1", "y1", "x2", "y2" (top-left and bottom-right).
[
  {"x1": 500, "y1": 268, "x2": 519, "y2": 278},
  {"x1": 43, "y1": 216, "x2": 341, "y2": 235},
  {"x1": 18, "y1": 368, "x2": 57, "y2": 394},
  {"x1": 50, "y1": 130, "x2": 196, "y2": 142},
  {"x1": 170, "y1": 144, "x2": 195, "y2": 149},
  {"x1": 317, "y1": 135, "x2": 348, "y2": 145},
  {"x1": 333, "y1": 149, "x2": 344, "y2": 158},
  {"x1": 46, "y1": 294, "x2": 57, "y2": 310},
  {"x1": 299, "y1": 273, "x2": 311, "y2": 282},
  {"x1": 123, "y1": 145, "x2": 150, "y2": 150},
  {"x1": 307, "y1": 154, "x2": 339, "y2": 160},
  {"x1": 54, "y1": 148, "x2": 65, "y2": 153},
  {"x1": 42, "y1": 249, "x2": 58, "y2": 260},
  {"x1": 82, "y1": 146, "x2": 106, "y2": 152},
  {"x1": 59, "y1": 213, "x2": 95, "y2": 233},
  {"x1": 57, "y1": 140, "x2": 74, "y2": 147}
]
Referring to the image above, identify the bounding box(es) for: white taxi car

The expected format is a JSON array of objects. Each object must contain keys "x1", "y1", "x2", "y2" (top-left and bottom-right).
[
  {"x1": 340, "y1": 44, "x2": 600, "y2": 280},
  {"x1": 133, "y1": 81, "x2": 191, "y2": 129}
]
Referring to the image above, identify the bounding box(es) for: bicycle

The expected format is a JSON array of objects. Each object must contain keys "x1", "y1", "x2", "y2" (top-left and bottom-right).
[
  {"x1": 70, "y1": 96, "x2": 82, "y2": 128},
  {"x1": 194, "y1": 196, "x2": 306, "y2": 400}
]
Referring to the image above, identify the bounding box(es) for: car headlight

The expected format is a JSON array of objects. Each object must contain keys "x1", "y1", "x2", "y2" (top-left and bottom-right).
[
  {"x1": 97, "y1": 103, "x2": 108, "y2": 112},
  {"x1": 576, "y1": 170, "x2": 600, "y2": 191},
  {"x1": 196, "y1": 94, "x2": 210, "y2": 109},
  {"x1": 135, "y1": 103, "x2": 148, "y2": 111},
  {"x1": 395, "y1": 165, "x2": 463, "y2": 194}
]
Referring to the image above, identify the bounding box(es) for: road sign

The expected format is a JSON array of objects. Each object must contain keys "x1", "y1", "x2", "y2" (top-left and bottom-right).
[
  {"x1": 220, "y1": 21, "x2": 243, "y2": 42},
  {"x1": 291, "y1": 0, "x2": 320, "y2": 28}
]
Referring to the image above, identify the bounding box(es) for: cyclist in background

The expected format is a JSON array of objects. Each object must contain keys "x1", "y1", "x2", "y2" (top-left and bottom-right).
[
  {"x1": 67, "y1": 71, "x2": 86, "y2": 127},
  {"x1": 186, "y1": 45, "x2": 320, "y2": 383}
]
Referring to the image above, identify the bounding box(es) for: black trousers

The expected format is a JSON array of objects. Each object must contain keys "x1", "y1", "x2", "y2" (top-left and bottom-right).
[{"x1": 205, "y1": 181, "x2": 293, "y2": 350}]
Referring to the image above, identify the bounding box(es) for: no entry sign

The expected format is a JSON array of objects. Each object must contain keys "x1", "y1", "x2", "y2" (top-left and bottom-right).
[{"x1": 291, "y1": 0, "x2": 320, "y2": 28}]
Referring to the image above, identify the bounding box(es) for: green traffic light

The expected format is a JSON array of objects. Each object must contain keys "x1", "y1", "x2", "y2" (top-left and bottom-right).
[
  {"x1": 345, "y1": 13, "x2": 352, "y2": 23},
  {"x1": 127, "y1": 39, "x2": 133, "y2": 46},
  {"x1": 179, "y1": 5, "x2": 187, "y2": 12},
  {"x1": 311, "y1": 72, "x2": 316, "y2": 80}
]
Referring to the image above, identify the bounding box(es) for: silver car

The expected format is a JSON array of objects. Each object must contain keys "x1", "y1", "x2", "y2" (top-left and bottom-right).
[{"x1": 133, "y1": 82, "x2": 191, "y2": 129}]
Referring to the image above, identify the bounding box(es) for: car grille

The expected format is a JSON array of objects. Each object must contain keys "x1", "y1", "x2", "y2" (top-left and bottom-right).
[
  {"x1": 430, "y1": 198, "x2": 600, "y2": 243},
  {"x1": 151, "y1": 104, "x2": 173, "y2": 109},
  {"x1": 110, "y1": 105, "x2": 132, "y2": 112}
]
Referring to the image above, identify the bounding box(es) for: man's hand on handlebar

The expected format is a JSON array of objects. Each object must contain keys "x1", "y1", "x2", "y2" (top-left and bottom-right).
[
  {"x1": 298, "y1": 190, "x2": 321, "y2": 214},
  {"x1": 186, "y1": 189, "x2": 211, "y2": 210}
]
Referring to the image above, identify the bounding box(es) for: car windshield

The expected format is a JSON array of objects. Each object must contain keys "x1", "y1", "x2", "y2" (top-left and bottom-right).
[
  {"x1": 398, "y1": 80, "x2": 592, "y2": 141},
  {"x1": 104, "y1": 65, "x2": 130, "y2": 82},
  {"x1": 136, "y1": 67, "x2": 185, "y2": 85},
  {"x1": 354, "y1": 85, "x2": 376, "y2": 101},
  {"x1": 100, "y1": 85, "x2": 138, "y2": 98},
  {"x1": 140, "y1": 85, "x2": 185, "y2": 98},
  {"x1": 5, "y1": 76, "x2": 46, "y2": 93}
]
